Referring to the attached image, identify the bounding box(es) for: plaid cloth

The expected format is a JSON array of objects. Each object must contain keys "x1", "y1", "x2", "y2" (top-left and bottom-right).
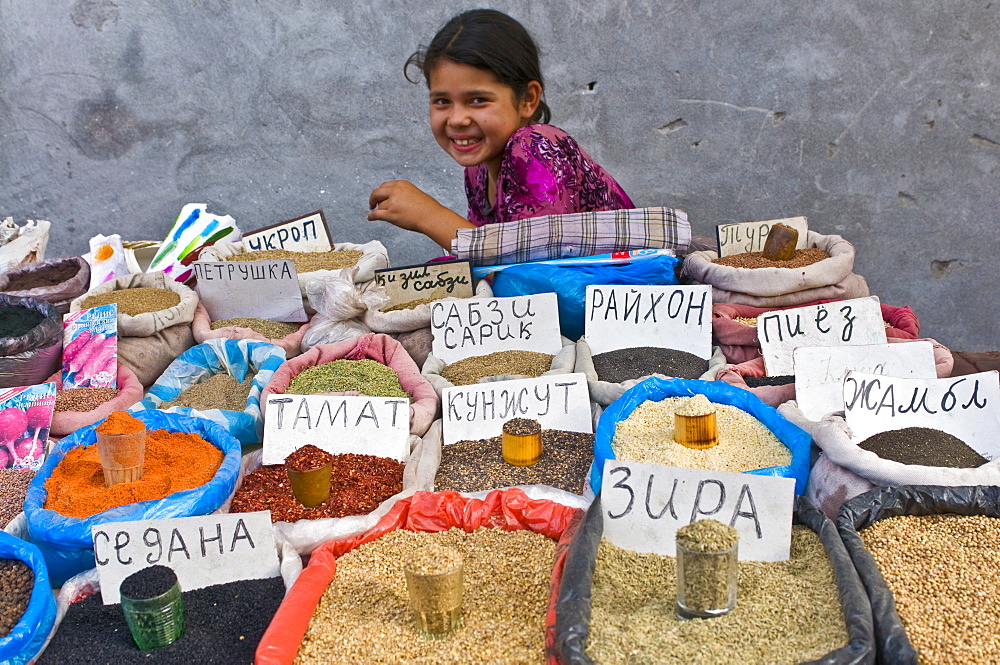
[{"x1": 450, "y1": 206, "x2": 690, "y2": 267}]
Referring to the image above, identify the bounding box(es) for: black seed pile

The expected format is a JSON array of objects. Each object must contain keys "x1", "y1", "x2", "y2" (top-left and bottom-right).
[
  {"x1": 592, "y1": 347, "x2": 708, "y2": 383},
  {"x1": 858, "y1": 426, "x2": 988, "y2": 468},
  {"x1": 435, "y1": 429, "x2": 593, "y2": 494},
  {"x1": 0, "y1": 558, "x2": 34, "y2": 638},
  {"x1": 39, "y1": 576, "x2": 286, "y2": 664},
  {"x1": 120, "y1": 565, "x2": 177, "y2": 601},
  {"x1": 744, "y1": 375, "x2": 795, "y2": 387}
]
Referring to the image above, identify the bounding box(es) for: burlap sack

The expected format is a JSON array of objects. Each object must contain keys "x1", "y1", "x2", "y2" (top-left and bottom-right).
[
  {"x1": 362, "y1": 279, "x2": 494, "y2": 334},
  {"x1": 574, "y1": 337, "x2": 727, "y2": 406},
  {"x1": 704, "y1": 272, "x2": 870, "y2": 307},
  {"x1": 683, "y1": 231, "x2": 857, "y2": 296},
  {"x1": 422, "y1": 336, "x2": 577, "y2": 399},
  {"x1": 45, "y1": 364, "x2": 144, "y2": 437},
  {"x1": 0, "y1": 256, "x2": 90, "y2": 315},
  {"x1": 717, "y1": 337, "x2": 954, "y2": 410},
  {"x1": 200, "y1": 240, "x2": 389, "y2": 295},
  {"x1": 261, "y1": 333, "x2": 438, "y2": 437},
  {"x1": 191, "y1": 303, "x2": 309, "y2": 358},
  {"x1": 780, "y1": 400, "x2": 1000, "y2": 519},
  {"x1": 70, "y1": 272, "x2": 199, "y2": 386},
  {"x1": 390, "y1": 328, "x2": 434, "y2": 369},
  {"x1": 713, "y1": 301, "x2": 921, "y2": 364}
]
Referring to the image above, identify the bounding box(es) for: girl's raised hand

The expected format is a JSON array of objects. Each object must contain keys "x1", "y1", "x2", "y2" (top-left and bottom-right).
[{"x1": 368, "y1": 179, "x2": 476, "y2": 249}]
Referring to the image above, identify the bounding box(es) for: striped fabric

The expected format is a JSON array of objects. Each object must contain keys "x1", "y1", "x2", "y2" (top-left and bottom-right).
[{"x1": 450, "y1": 206, "x2": 690, "y2": 267}]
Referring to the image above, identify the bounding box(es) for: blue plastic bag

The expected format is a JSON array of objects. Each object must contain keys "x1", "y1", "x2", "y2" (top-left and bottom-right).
[
  {"x1": 23, "y1": 410, "x2": 242, "y2": 586},
  {"x1": 132, "y1": 339, "x2": 286, "y2": 445},
  {"x1": 588, "y1": 377, "x2": 811, "y2": 495},
  {"x1": 0, "y1": 532, "x2": 56, "y2": 665},
  {"x1": 490, "y1": 253, "x2": 682, "y2": 340}
]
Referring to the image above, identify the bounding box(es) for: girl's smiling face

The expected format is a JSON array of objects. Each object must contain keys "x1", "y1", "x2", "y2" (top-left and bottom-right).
[{"x1": 428, "y1": 59, "x2": 541, "y2": 179}]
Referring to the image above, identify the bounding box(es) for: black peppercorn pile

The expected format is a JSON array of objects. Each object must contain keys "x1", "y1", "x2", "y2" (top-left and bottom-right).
[
  {"x1": 858, "y1": 426, "x2": 988, "y2": 468},
  {"x1": 592, "y1": 347, "x2": 708, "y2": 383},
  {"x1": 0, "y1": 558, "x2": 33, "y2": 638},
  {"x1": 39, "y1": 576, "x2": 285, "y2": 664},
  {"x1": 435, "y1": 429, "x2": 593, "y2": 494}
]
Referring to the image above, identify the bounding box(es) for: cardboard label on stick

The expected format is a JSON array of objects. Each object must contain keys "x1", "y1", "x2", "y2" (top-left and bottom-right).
[
  {"x1": 794, "y1": 342, "x2": 937, "y2": 421},
  {"x1": 759, "y1": 296, "x2": 886, "y2": 376},
  {"x1": 92, "y1": 511, "x2": 280, "y2": 604},
  {"x1": 585, "y1": 285, "x2": 712, "y2": 358},
  {"x1": 441, "y1": 373, "x2": 592, "y2": 446},
  {"x1": 374, "y1": 260, "x2": 474, "y2": 311},
  {"x1": 716, "y1": 216, "x2": 809, "y2": 256},
  {"x1": 430, "y1": 293, "x2": 562, "y2": 365},
  {"x1": 262, "y1": 394, "x2": 410, "y2": 465},
  {"x1": 243, "y1": 210, "x2": 333, "y2": 253},
  {"x1": 601, "y1": 460, "x2": 795, "y2": 561},
  {"x1": 194, "y1": 259, "x2": 307, "y2": 323},
  {"x1": 843, "y1": 370, "x2": 1000, "y2": 460}
]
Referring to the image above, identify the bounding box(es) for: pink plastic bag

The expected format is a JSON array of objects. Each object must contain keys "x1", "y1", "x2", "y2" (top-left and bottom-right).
[
  {"x1": 261, "y1": 333, "x2": 439, "y2": 437},
  {"x1": 45, "y1": 364, "x2": 145, "y2": 437},
  {"x1": 191, "y1": 303, "x2": 310, "y2": 359}
]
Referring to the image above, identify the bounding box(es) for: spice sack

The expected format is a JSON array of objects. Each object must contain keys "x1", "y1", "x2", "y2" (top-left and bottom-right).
[
  {"x1": 70, "y1": 272, "x2": 199, "y2": 387},
  {"x1": 133, "y1": 338, "x2": 287, "y2": 446},
  {"x1": 46, "y1": 363, "x2": 145, "y2": 438},
  {"x1": 0, "y1": 256, "x2": 91, "y2": 315},
  {"x1": 0, "y1": 294, "x2": 62, "y2": 389},
  {"x1": 0, "y1": 531, "x2": 57, "y2": 665},
  {"x1": 191, "y1": 302, "x2": 310, "y2": 359}
]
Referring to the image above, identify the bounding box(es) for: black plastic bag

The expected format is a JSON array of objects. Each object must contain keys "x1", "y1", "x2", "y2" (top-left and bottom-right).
[
  {"x1": 0, "y1": 256, "x2": 90, "y2": 314},
  {"x1": 554, "y1": 495, "x2": 874, "y2": 665},
  {"x1": 0, "y1": 294, "x2": 62, "y2": 388},
  {"x1": 837, "y1": 485, "x2": 1000, "y2": 665}
]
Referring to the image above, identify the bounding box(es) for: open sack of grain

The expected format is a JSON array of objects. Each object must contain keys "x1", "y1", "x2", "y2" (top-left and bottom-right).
[
  {"x1": 260, "y1": 332, "x2": 438, "y2": 437},
  {"x1": 255, "y1": 488, "x2": 583, "y2": 665},
  {"x1": 46, "y1": 363, "x2": 144, "y2": 437},
  {"x1": 0, "y1": 294, "x2": 62, "y2": 389},
  {"x1": 575, "y1": 337, "x2": 727, "y2": 406},
  {"x1": 0, "y1": 531, "x2": 56, "y2": 665},
  {"x1": 422, "y1": 337, "x2": 577, "y2": 399},
  {"x1": 191, "y1": 302, "x2": 310, "y2": 358},
  {"x1": 837, "y1": 485, "x2": 1000, "y2": 665},
  {"x1": 69, "y1": 272, "x2": 199, "y2": 387},
  {"x1": 780, "y1": 399, "x2": 1000, "y2": 520},
  {"x1": 132, "y1": 339, "x2": 287, "y2": 446},
  {"x1": 552, "y1": 495, "x2": 874, "y2": 665},
  {"x1": 684, "y1": 232, "x2": 869, "y2": 307},
  {"x1": 0, "y1": 256, "x2": 90, "y2": 315}
]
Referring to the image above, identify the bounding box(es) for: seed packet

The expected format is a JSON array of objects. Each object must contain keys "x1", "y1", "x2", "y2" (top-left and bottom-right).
[
  {"x1": 62, "y1": 304, "x2": 118, "y2": 389},
  {"x1": 0, "y1": 382, "x2": 56, "y2": 469}
]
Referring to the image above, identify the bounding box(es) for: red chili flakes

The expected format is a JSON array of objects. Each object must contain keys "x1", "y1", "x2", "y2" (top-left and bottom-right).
[
  {"x1": 285, "y1": 444, "x2": 334, "y2": 472},
  {"x1": 229, "y1": 453, "x2": 404, "y2": 523}
]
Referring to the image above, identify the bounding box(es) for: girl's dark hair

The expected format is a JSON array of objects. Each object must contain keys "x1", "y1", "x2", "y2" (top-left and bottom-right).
[{"x1": 405, "y1": 9, "x2": 551, "y2": 124}]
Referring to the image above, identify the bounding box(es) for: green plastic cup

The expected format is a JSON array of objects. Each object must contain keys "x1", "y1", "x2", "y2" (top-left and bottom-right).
[{"x1": 121, "y1": 579, "x2": 185, "y2": 650}]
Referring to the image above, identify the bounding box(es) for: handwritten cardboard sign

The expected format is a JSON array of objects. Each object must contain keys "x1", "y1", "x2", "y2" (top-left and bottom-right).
[
  {"x1": 262, "y1": 394, "x2": 410, "y2": 465},
  {"x1": 442, "y1": 373, "x2": 592, "y2": 446},
  {"x1": 794, "y1": 342, "x2": 937, "y2": 421},
  {"x1": 601, "y1": 461, "x2": 795, "y2": 561},
  {"x1": 374, "y1": 261, "x2": 474, "y2": 310},
  {"x1": 716, "y1": 216, "x2": 809, "y2": 257},
  {"x1": 92, "y1": 511, "x2": 279, "y2": 604},
  {"x1": 843, "y1": 370, "x2": 1000, "y2": 460},
  {"x1": 194, "y1": 259, "x2": 307, "y2": 323},
  {"x1": 243, "y1": 210, "x2": 333, "y2": 253},
  {"x1": 759, "y1": 296, "x2": 886, "y2": 376},
  {"x1": 430, "y1": 293, "x2": 562, "y2": 365},
  {"x1": 0, "y1": 382, "x2": 56, "y2": 470},
  {"x1": 62, "y1": 304, "x2": 118, "y2": 389},
  {"x1": 585, "y1": 285, "x2": 712, "y2": 358}
]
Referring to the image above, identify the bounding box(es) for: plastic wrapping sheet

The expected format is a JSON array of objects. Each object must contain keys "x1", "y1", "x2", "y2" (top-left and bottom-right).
[
  {"x1": 0, "y1": 531, "x2": 56, "y2": 665},
  {"x1": 587, "y1": 376, "x2": 812, "y2": 495},
  {"x1": 836, "y1": 485, "x2": 1000, "y2": 665},
  {"x1": 23, "y1": 410, "x2": 242, "y2": 585},
  {"x1": 132, "y1": 339, "x2": 286, "y2": 445},
  {"x1": 553, "y1": 495, "x2": 874, "y2": 665}
]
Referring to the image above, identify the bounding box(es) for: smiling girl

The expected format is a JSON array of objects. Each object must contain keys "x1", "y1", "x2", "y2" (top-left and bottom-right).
[{"x1": 368, "y1": 9, "x2": 633, "y2": 251}]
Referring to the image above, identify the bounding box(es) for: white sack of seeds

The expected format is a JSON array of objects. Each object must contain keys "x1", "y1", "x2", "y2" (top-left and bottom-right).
[
  {"x1": 576, "y1": 338, "x2": 727, "y2": 406},
  {"x1": 779, "y1": 401, "x2": 1000, "y2": 519},
  {"x1": 362, "y1": 278, "x2": 493, "y2": 334},
  {"x1": 219, "y1": 434, "x2": 425, "y2": 558},
  {"x1": 422, "y1": 336, "x2": 577, "y2": 398}
]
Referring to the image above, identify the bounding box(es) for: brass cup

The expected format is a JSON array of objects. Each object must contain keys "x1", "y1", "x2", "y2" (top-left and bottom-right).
[
  {"x1": 674, "y1": 412, "x2": 719, "y2": 450},
  {"x1": 286, "y1": 462, "x2": 332, "y2": 507},
  {"x1": 502, "y1": 419, "x2": 543, "y2": 466}
]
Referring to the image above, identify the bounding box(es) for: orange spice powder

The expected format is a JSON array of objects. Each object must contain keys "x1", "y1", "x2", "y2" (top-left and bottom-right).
[
  {"x1": 95, "y1": 411, "x2": 145, "y2": 435},
  {"x1": 44, "y1": 429, "x2": 224, "y2": 519}
]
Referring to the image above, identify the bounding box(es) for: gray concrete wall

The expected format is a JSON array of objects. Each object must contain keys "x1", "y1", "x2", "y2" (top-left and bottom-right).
[{"x1": 1, "y1": 0, "x2": 997, "y2": 350}]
